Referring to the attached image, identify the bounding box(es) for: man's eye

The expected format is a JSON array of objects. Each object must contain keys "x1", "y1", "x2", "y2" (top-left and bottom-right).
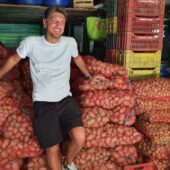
[
  {"x1": 49, "y1": 19, "x2": 65, "y2": 24},
  {"x1": 51, "y1": 19, "x2": 56, "y2": 22}
]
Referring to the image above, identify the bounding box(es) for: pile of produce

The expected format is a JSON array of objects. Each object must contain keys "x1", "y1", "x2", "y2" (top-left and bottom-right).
[
  {"x1": 0, "y1": 81, "x2": 41, "y2": 169},
  {"x1": 71, "y1": 56, "x2": 142, "y2": 170},
  {"x1": 133, "y1": 78, "x2": 170, "y2": 121},
  {"x1": 132, "y1": 78, "x2": 170, "y2": 169}
]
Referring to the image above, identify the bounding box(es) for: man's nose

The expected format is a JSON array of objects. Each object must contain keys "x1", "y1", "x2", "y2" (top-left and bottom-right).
[{"x1": 54, "y1": 21, "x2": 60, "y2": 25}]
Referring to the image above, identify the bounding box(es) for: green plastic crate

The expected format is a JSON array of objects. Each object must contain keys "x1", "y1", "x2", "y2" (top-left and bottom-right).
[{"x1": 0, "y1": 24, "x2": 42, "y2": 47}]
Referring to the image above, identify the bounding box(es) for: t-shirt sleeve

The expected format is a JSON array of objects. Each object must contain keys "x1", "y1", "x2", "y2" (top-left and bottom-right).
[
  {"x1": 71, "y1": 38, "x2": 79, "y2": 58},
  {"x1": 16, "y1": 37, "x2": 31, "y2": 59}
]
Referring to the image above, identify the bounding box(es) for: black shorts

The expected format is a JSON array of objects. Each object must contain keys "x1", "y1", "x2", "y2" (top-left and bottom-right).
[{"x1": 33, "y1": 96, "x2": 83, "y2": 149}]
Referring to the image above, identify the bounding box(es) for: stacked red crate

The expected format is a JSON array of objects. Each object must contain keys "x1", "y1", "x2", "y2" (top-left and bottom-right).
[
  {"x1": 119, "y1": 0, "x2": 164, "y2": 17},
  {"x1": 117, "y1": 0, "x2": 165, "y2": 52},
  {"x1": 118, "y1": 16, "x2": 164, "y2": 34},
  {"x1": 116, "y1": 33, "x2": 163, "y2": 52}
]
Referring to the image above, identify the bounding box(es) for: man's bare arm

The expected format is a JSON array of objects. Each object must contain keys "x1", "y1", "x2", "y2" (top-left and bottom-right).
[
  {"x1": 73, "y1": 55, "x2": 92, "y2": 79},
  {"x1": 0, "y1": 53, "x2": 21, "y2": 78}
]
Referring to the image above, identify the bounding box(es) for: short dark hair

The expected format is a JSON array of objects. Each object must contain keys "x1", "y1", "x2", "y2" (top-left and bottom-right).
[{"x1": 44, "y1": 7, "x2": 67, "y2": 19}]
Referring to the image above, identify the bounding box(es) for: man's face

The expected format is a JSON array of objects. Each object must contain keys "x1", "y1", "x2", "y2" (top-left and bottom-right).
[{"x1": 43, "y1": 12, "x2": 66, "y2": 39}]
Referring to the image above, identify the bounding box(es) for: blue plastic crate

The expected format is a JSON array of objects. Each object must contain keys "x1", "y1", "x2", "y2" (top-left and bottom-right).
[
  {"x1": 43, "y1": 0, "x2": 70, "y2": 7},
  {"x1": 160, "y1": 62, "x2": 170, "y2": 78}
]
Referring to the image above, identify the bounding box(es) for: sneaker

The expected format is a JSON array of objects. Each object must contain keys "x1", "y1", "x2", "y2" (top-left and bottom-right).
[
  {"x1": 63, "y1": 162, "x2": 79, "y2": 170},
  {"x1": 62, "y1": 163, "x2": 65, "y2": 170}
]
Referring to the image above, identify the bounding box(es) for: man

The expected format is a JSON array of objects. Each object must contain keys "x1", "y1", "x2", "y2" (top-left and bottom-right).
[{"x1": 0, "y1": 7, "x2": 91, "y2": 170}]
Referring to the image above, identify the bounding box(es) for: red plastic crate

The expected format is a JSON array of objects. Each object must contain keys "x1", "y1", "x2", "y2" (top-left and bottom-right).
[
  {"x1": 116, "y1": 32, "x2": 163, "y2": 52},
  {"x1": 119, "y1": 0, "x2": 165, "y2": 17},
  {"x1": 124, "y1": 162, "x2": 158, "y2": 170},
  {"x1": 118, "y1": 15, "x2": 164, "y2": 34},
  {"x1": 105, "y1": 49, "x2": 117, "y2": 63}
]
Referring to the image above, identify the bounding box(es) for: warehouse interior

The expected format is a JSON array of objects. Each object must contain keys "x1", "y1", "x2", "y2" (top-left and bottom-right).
[{"x1": 0, "y1": 0, "x2": 170, "y2": 170}]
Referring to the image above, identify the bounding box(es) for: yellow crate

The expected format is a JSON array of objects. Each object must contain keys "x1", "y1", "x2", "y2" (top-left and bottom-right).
[
  {"x1": 73, "y1": 0, "x2": 94, "y2": 8},
  {"x1": 117, "y1": 50, "x2": 161, "y2": 68},
  {"x1": 106, "y1": 18, "x2": 109, "y2": 34},
  {"x1": 127, "y1": 67, "x2": 160, "y2": 80},
  {"x1": 106, "y1": 17, "x2": 117, "y2": 34}
]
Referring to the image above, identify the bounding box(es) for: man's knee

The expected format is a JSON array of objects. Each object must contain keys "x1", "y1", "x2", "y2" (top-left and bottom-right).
[
  {"x1": 70, "y1": 127, "x2": 85, "y2": 148},
  {"x1": 75, "y1": 133, "x2": 85, "y2": 148},
  {"x1": 46, "y1": 144, "x2": 61, "y2": 156}
]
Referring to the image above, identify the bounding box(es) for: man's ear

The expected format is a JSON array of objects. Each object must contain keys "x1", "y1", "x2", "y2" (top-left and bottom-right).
[{"x1": 43, "y1": 18, "x2": 47, "y2": 28}]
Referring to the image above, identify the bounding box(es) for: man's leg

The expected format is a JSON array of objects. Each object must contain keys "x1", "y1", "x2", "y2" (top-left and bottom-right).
[
  {"x1": 63, "y1": 126, "x2": 85, "y2": 164},
  {"x1": 46, "y1": 144, "x2": 62, "y2": 170},
  {"x1": 33, "y1": 102, "x2": 64, "y2": 170}
]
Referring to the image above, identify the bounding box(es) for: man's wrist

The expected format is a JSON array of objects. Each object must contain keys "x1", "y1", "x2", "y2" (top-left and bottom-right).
[{"x1": 86, "y1": 74, "x2": 92, "y2": 79}]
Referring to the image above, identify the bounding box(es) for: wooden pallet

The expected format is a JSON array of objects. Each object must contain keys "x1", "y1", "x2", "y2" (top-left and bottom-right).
[{"x1": 73, "y1": 0, "x2": 94, "y2": 8}]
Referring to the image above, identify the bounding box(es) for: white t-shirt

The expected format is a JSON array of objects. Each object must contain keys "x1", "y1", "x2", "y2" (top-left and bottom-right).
[{"x1": 17, "y1": 35, "x2": 78, "y2": 102}]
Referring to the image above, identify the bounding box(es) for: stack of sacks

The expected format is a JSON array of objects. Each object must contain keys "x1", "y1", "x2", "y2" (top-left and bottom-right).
[
  {"x1": 132, "y1": 78, "x2": 170, "y2": 169},
  {"x1": 133, "y1": 78, "x2": 170, "y2": 121},
  {"x1": 72, "y1": 56, "x2": 137, "y2": 126},
  {"x1": 0, "y1": 46, "x2": 62, "y2": 169},
  {"x1": 71, "y1": 56, "x2": 142, "y2": 170},
  {"x1": 10, "y1": 80, "x2": 33, "y2": 116},
  {"x1": 0, "y1": 81, "x2": 41, "y2": 170}
]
